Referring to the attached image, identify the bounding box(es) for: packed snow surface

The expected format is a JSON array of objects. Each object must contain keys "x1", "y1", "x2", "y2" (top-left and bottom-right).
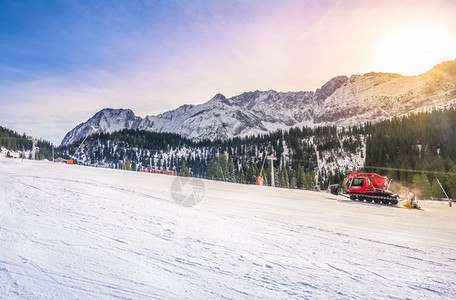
[{"x1": 1, "y1": 157, "x2": 455, "y2": 299}]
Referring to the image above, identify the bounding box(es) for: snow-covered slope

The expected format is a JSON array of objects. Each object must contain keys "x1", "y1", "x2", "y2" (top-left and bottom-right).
[
  {"x1": 61, "y1": 60, "x2": 456, "y2": 145},
  {"x1": 1, "y1": 157, "x2": 455, "y2": 298}
]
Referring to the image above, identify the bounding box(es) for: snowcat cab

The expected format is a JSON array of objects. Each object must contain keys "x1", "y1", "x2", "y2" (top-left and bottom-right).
[
  {"x1": 330, "y1": 172, "x2": 399, "y2": 205},
  {"x1": 346, "y1": 176, "x2": 375, "y2": 194}
]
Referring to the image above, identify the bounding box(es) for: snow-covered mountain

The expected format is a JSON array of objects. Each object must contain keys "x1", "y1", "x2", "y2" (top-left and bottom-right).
[
  {"x1": 314, "y1": 61, "x2": 456, "y2": 126},
  {"x1": 61, "y1": 109, "x2": 141, "y2": 146},
  {"x1": 61, "y1": 60, "x2": 456, "y2": 146}
]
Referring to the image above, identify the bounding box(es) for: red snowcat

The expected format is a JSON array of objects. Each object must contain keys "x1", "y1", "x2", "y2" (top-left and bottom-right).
[{"x1": 329, "y1": 172, "x2": 399, "y2": 205}]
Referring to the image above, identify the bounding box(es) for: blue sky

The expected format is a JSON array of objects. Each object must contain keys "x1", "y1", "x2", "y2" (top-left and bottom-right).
[{"x1": 1, "y1": 0, "x2": 456, "y2": 144}]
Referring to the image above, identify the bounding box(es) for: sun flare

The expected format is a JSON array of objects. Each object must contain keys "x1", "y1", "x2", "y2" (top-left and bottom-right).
[{"x1": 373, "y1": 26, "x2": 456, "y2": 76}]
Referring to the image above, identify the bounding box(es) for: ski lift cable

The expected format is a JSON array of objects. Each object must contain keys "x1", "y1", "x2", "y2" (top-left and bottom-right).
[
  {"x1": 363, "y1": 165, "x2": 456, "y2": 176},
  {"x1": 71, "y1": 126, "x2": 96, "y2": 160},
  {"x1": 259, "y1": 148, "x2": 271, "y2": 175}
]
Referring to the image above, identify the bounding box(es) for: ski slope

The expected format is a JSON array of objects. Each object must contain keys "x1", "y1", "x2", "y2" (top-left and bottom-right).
[{"x1": 1, "y1": 157, "x2": 455, "y2": 299}]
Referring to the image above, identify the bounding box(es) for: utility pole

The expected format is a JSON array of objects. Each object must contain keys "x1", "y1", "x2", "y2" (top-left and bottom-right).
[
  {"x1": 28, "y1": 137, "x2": 38, "y2": 160},
  {"x1": 267, "y1": 155, "x2": 277, "y2": 187}
]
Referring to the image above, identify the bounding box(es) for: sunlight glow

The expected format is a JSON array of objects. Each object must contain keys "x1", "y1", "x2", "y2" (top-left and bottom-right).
[{"x1": 372, "y1": 26, "x2": 456, "y2": 76}]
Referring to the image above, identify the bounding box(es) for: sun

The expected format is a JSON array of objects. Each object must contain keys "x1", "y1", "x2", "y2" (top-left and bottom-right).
[{"x1": 372, "y1": 25, "x2": 456, "y2": 76}]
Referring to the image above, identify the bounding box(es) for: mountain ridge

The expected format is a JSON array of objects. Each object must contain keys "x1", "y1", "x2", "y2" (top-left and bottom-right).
[{"x1": 61, "y1": 60, "x2": 456, "y2": 146}]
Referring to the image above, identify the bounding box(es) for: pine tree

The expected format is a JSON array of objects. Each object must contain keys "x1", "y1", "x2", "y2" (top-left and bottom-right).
[
  {"x1": 281, "y1": 168, "x2": 289, "y2": 188},
  {"x1": 180, "y1": 160, "x2": 191, "y2": 177},
  {"x1": 303, "y1": 172, "x2": 311, "y2": 190},
  {"x1": 218, "y1": 153, "x2": 228, "y2": 181},
  {"x1": 261, "y1": 168, "x2": 268, "y2": 186},
  {"x1": 297, "y1": 166, "x2": 305, "y2": 189},
  {"x1": 446, "y1": 165, "x2": 456, "y2": 199},
  {"x1": 412, "y1": 173, "x2": 431, "y2": 199},
  {"x1": 253, "y1": 164, "x2": 260, "y2": 184},
  {"x1": 207, "y1": 156, "x2": 217, "y2": 180},
  {"x1": 289, "y1": 174, "x2": 297, "y2": 189},
  {"x1": 265, "y1": 165, "x2": 272, "y2": 186},
  {"x1": 304, "y1": 171, "x2": 317, "y2": 190},
  {"x1": 246, "y1": 164, "x2": 254, "y2": 184},
  {"x1": 227, "y1": 156, "x2": 235, "y2": 182},
  {"x1": 238, "y1": 166, "x2": 245, "y2": 184}
]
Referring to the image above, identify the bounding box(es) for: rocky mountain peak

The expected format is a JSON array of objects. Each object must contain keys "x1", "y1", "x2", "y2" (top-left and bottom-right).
[
  {"x1": 314, "y1": 75, "x2": 348, "y2": 102},
  {"x1": 426, "y1": 59, "x2": 456, "y2": 82}
]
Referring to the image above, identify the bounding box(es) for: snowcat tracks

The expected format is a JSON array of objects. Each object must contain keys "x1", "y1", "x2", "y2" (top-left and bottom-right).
[
  {"x1": 329, "y1": 184, "x2": 399, "y2": 206},
  {"x1": 348, "y1": 193, "x2": 399, "y2": 206}
]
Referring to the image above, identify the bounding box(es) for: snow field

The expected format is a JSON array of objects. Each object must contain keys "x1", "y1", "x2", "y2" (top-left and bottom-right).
[{"x1": 1, "y1": 157, "x2": 455, "y2": 299}]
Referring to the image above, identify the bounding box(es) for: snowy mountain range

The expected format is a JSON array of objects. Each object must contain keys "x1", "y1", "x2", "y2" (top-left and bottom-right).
[{"x1": 61, "y1": 60, "x2": 456, "y2": 146}]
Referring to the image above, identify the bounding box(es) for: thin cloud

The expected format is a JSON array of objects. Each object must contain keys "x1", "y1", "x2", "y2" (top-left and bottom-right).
[{"x1": 1, "y1": 0, "x2": 455, "y2": 144}]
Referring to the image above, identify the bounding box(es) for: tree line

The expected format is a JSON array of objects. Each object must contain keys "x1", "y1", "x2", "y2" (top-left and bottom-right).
[
  {"x1": 364, "y1": 109, "x2": 456, "y2": 199},
  {"x1": 4, "y1": 108, "x2": 456, "y2": 198},
  {"x1": 0, "y1": 126, "x2": 53, "y2": 160},
  {"x1": 56, "y1": 118, "x2": 370, "y2": 191}
]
